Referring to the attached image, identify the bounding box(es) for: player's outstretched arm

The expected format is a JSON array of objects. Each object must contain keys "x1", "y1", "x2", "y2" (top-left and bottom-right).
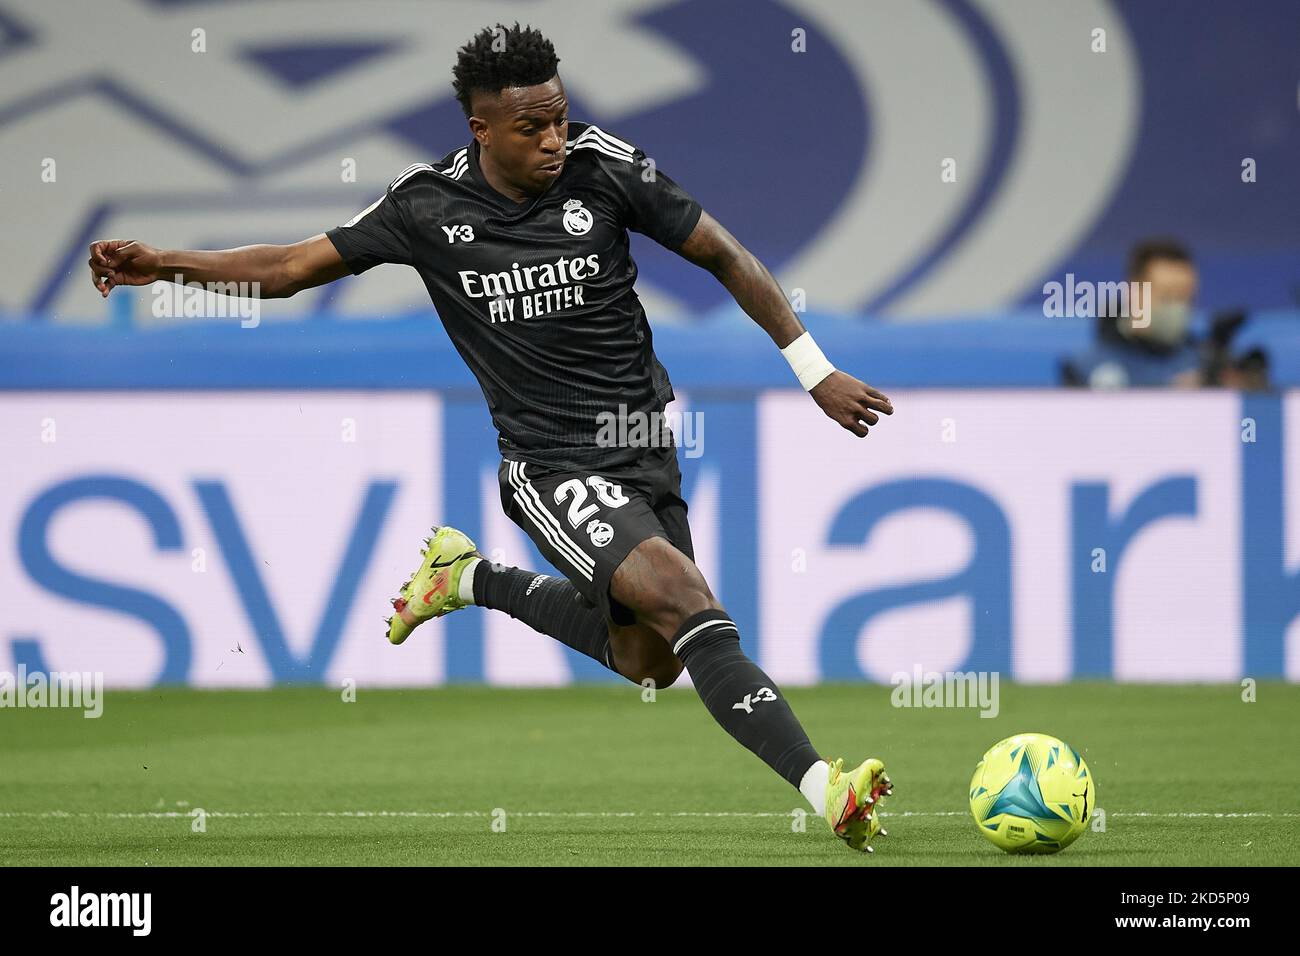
[
  {"x1": 675, "y1": 210, "x2": 893, "y2": 437},
  {"x1": 87, "y1": 234, "x2": 350, "y2": 300}
]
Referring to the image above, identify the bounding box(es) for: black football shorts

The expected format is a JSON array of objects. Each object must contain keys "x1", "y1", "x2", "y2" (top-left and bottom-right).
[{"x1": 496, "y1": 440, "x2": 694, "y2": 626}]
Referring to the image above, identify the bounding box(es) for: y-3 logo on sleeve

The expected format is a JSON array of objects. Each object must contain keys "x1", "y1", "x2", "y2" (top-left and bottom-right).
[{"x1": 732, "y1": 687, "x2": 778, "y2": 714}]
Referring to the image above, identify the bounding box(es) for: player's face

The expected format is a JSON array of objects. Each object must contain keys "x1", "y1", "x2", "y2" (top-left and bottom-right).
[{"x1": 472, "y1": 76, "x2": 569, "y2": 195}]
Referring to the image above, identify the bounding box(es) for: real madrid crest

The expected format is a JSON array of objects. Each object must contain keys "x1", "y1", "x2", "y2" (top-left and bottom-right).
[
  {"x1": 562, "y1": 198, "x2": 594, "y2": 236},
  {"x1": 586, "y1": 519, "x2": 614, "y2": 547}
]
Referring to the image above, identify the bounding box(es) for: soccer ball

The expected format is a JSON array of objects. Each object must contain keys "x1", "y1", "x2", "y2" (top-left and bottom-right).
[{"x1": 969, "y1": 732, "x2": 1094, "y2": 854}]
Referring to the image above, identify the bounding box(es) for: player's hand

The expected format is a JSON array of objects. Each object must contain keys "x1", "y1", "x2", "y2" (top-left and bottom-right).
[
  {"x1": 810, "y1": 370, "x2": 893, "y2": 437},
  {"x1": 88, "y1": 239, "x2": 164, "y2": 297}
]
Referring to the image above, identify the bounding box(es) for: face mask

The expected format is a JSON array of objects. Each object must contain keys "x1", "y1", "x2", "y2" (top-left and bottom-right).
[{"x1": 1126, "y1": 302, "x2": 1191, "y2": 346}]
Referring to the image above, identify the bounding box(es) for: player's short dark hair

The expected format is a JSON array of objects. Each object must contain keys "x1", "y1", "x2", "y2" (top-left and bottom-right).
[
  {"x1": 1126, "y1": 238, "x2": 1194, "y2": 282},
  {"x1": 452, "y1": 22, "x2": 561, "y2": 119}
]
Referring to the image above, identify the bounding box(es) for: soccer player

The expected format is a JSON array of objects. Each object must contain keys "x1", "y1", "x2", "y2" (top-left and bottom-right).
[{"x1": 87, "y1": 22, "x2": 895, "y2": 853}]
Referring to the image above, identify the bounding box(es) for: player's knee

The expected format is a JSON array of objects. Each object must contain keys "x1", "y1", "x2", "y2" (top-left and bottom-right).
[
  {"x1": 642, "y1": 577, "x2": 719, "y2": 638},
  {"x1": 634, "y1": 567, "x2": 717, "y2": 634},
  {"x1": 613, "y1": 536, "x2": 722, "y2": 638}
]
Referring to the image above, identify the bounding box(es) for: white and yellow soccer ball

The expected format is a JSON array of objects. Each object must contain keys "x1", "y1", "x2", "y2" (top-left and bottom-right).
[{"x1": 969, "y1": 733, "x2": 1094, "y2": 854}]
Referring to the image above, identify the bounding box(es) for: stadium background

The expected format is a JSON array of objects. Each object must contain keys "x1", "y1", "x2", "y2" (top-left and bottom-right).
[{"x1": 2, "y1": 0, "x2": 1298, "y2": 688}]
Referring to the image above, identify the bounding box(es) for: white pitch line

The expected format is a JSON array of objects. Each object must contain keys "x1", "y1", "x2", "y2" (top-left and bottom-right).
[{"x1": 1, "y1": 810, "x2": 1298, "y2": 820}]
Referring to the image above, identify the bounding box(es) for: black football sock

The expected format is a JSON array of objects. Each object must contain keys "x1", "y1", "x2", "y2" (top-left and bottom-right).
[
  {"x1": 472, "y1": 562, "x2": 620, "y2": 676},
  {"x1": 672, "y1": 609, "x2": 822, "y2": 789}
]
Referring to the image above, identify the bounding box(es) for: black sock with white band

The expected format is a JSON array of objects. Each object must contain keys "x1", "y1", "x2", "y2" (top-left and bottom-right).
[
  {"x1": 671, "y1": 608, "x2": 823, "y2": 790},
  {"x1": 471, "y1": 562, "x2": 619, "y2": 676}
]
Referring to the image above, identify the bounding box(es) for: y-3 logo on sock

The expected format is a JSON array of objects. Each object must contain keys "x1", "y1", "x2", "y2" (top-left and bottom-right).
[{"x1": 732, "y1": 687, "x2": 778, "y2": 714}]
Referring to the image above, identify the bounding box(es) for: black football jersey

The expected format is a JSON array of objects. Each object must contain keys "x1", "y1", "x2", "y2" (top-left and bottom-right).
[{"x1": 326, "y1": 121, "x2": 703, "y2": 470}]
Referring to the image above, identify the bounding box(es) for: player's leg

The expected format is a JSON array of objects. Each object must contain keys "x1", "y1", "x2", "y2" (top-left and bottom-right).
[
  {"x1": 599, "y1": 477, "x2": 691, "y2": 689},
  {"x1": 610, "y1": 535, "x2": 893, "y2": 852},
  {"x1": 388, "y1": 457, "x2": 688, "y2": 684},
  {"x1": 489, "y1": 457, "x2": 695, "y2": 684},
  {"x1": 467, "y1": 559, "x2": 680, "y2": 686},
  {"x1": 385, "y1": 534, "x2": 677, "y2": 684},
  {"x1": 468, "y1": 457, "x2": 685, "y2": 687}
]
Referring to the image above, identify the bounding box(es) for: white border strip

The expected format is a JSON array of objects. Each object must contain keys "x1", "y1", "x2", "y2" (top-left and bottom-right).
[{"x1": 2, "y1": 810, "x2": 1294, "y2": 820}]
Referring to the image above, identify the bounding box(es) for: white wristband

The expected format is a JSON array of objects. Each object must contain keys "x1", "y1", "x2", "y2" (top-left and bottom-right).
[{"x1": 781, "y1": 331, "x2": 836, "y2": 391}]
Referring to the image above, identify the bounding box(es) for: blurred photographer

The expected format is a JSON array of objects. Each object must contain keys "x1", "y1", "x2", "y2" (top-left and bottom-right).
[{"x1": 1061, "y1": 239, "x2": 1270, "y2": 390}]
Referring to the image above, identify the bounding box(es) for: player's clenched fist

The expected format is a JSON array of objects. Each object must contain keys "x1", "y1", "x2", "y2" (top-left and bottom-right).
[
  {"x1": 88, "y1": 239, "x2": 163, "y2": 297},
  {"x1": 810, "y1": 370, "x2": 894, "y2": 438}
]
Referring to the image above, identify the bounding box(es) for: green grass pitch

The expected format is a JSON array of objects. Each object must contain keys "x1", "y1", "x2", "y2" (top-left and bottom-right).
[{"x1": 2, "y1": 683, "x2": 1297, "y2": 866}]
